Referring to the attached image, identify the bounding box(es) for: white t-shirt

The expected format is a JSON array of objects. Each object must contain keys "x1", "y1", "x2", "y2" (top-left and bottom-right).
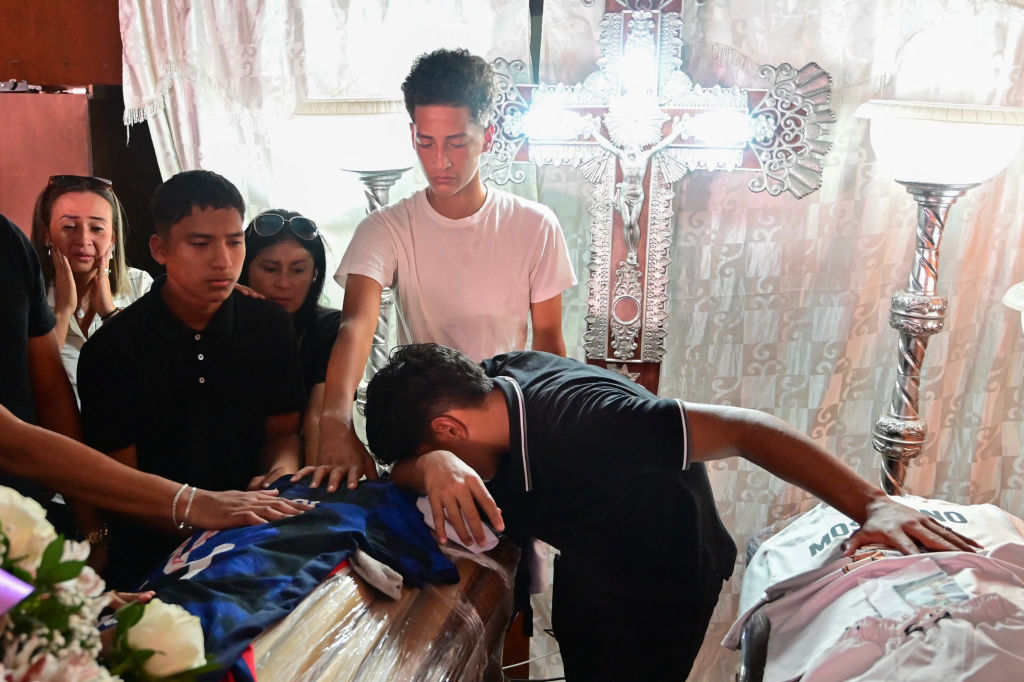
[
  {"x1": 336, "y1": 188, "x2": 577, "y2": 361},
  {"x1": 48, "y1": 266, "x2": 153, "y2": 398}
]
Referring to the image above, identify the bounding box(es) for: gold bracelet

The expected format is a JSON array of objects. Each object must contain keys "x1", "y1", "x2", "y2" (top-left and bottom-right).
[{"x1": 100, "y1": 307, "x2": 122, "y2": 322}]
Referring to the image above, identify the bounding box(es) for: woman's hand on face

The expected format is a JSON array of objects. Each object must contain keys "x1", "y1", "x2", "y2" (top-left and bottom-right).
[
  {"x1": 91, "y1": 244, "x2": 116, "y2": 318},
  {"x1": 50, "y1": 245, "x2": 78, "y2": 317}
]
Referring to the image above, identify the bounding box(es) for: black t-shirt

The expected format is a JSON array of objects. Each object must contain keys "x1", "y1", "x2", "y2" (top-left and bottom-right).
[
  {"x1": 0, "y1": 216, "x2": 57, "y2": 501},
  {"x1": 78, "y1": 278, "x2": 305, "y2": 587},
  {"x1": 0, "y1": 215, "x2": 56, "y2": 424},
  {"x1": 481, "y1": 351, "x2": 736, "y2": 582},
  {"x1": 297, "y1": 306, "x2": 341, "y2": 394}
]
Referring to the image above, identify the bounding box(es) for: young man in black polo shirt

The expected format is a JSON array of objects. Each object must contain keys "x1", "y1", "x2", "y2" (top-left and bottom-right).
[
  {"x1": 78, "y1": 170, "x2": 306, "y2": 588},
  {"x1": 364, "y1": 344, "x2": 979, "y2": 682}
]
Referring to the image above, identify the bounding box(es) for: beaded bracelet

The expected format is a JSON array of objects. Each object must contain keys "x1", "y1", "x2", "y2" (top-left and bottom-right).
[
  {"x1": 171, "y1": 482, "x2": 189, "y2": 528},
  {"x1": 181, "y1": 485, "x2": 199, "y2": 530}
]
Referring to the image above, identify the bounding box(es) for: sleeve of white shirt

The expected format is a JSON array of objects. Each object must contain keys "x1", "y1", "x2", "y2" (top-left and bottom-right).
[
  {"x1": 334, "y1": 211, "x2": 397, "y2": 289},
  {"x1": 126, "y1": 267, "x2": 154, "y2": 301},
  {"x1": 527, "y1": 206, "x2": 577, "y2": 303}
]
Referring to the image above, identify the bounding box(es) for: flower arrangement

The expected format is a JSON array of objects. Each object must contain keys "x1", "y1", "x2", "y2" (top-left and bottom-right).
[{"x1": 0, "y1": 486, "x2": 213, "y2": 682}]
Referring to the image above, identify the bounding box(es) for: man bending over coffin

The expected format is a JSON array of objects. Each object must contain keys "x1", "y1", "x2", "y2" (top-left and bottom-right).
[
  {"x1": 78, "y1": 170, "x2": 306, "y2": 589},
  {"x1": 364, "y1": 344, "x2": 979, "y2": 682}
]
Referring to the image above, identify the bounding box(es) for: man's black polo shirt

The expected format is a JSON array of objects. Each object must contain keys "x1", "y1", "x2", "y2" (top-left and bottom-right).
[
  {"x1": 79, "y1": 277, "x2": 304, "y2": 587},
  {"x1": 480, "y1": 351, "x2": 736, "y2": 583},
  {"x1": 78, "y1": 277, "x2": 305, "y2": 492}
]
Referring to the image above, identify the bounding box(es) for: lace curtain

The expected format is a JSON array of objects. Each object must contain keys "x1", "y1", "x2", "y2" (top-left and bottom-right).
[{"x1": 122, "y1": 1, "x2": 1024, "y2": 679}]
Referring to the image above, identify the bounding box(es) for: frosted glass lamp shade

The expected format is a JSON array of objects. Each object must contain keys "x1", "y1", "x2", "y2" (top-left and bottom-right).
[
  {"x1": 856, "y1": 100, "x2": 1024, "y2": 184},
  {"x1": 1004, "y1": 281, "x2": 1024, "y2": 334}
]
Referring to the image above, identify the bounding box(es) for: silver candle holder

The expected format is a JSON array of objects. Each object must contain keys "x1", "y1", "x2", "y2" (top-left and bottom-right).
[
  {"x1": 341, "y1": 167, "x2": 411, "y2": 415},
  {"x1": 857, "y1": 100, "x2": 1024, "y2": 494}
]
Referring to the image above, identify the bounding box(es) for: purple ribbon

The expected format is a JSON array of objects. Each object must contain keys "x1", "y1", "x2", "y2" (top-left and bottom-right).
[{"x1": 0, "y1": 568, "x2": 33, "y2": 614}]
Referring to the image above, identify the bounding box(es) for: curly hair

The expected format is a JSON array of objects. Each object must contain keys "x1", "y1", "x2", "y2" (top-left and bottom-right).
[
  {"x1": 401, "y1": 48, "x2": 498, "y2": 127},
  {"x1": 364, "y1": 343, "x2": 494, "y2": 466},
  {"x1": 151, "y1": 170, "x2": 245, "y2": 236}
]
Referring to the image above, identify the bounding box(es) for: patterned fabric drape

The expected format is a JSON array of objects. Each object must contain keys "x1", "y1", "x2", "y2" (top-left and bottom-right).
[
  {"x1": 534, "y1": 1, "x2": 1024, "y2": 679},
  {"x1": 122, "y1": 1, "x2": 1024, "y2": 679}
]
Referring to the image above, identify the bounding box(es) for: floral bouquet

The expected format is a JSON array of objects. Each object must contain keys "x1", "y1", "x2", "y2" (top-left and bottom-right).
[{"x1": 0, "y1": 486, "x2": 214, "y2": 682}]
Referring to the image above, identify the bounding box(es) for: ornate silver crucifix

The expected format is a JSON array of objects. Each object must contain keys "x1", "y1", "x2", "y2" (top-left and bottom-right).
[{"x1": 483, "y1": 0, "x2": 835, "y2": 393}]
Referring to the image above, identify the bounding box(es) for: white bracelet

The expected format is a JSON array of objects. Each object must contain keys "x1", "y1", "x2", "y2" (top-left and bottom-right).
[
  {"x1": 181, "y1": 485, "x2": 199, "y2": 530},
  {"x1": 171, "y1": 483, "x2": 188, "y2": 528}
]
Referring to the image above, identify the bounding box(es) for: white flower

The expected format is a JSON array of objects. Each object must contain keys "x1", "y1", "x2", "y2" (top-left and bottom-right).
[
  {"x1": 60, "y1": 539, "x2": 90, "y2": 564},
  {"x1": 0, "y1": 487, "x2": 57, "y2": 575},
  {"x1": 60, "y1": 564, "x2": 107, "y2": 601},
  {"x1": 126, "y1": 599, "x2": 206, "y2": 677}
]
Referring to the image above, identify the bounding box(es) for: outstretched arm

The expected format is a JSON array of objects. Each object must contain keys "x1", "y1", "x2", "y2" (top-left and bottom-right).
[
  {"x1": 650, "y1": 116, "x2": 686, "y2": 155},
  {"x1": 303, "y1": 274, "x2": 382, "y2": 490},
  {"x1": 0, "y1": 405, "x2": 308, "y2": 528},
  {"x1": 589, "y1": 128, "x2": 619, "y2": 156},
  {"x1": 685, "y1": 403, "x2": 979, "y2": 555},
  {"x1": 27, "y1": 329, "x2": 80, "y2": 440}
]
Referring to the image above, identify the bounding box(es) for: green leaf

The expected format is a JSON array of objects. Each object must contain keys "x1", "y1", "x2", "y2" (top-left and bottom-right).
[
  {"x1": 35, "y1": 534, "x2": 66, "y2": 578},
  {"x1": 113, "y1": 602, "x2": 147, "y2": 650},
  {"x1": 116, "y1": 601, "x2": 146, "y2": 630},
  {"x1": 45, "y1": 559, "x2": 87, "y2": 583},
  {"x1": 6, "y1": 564, "x2": 34, "y2": 584},
  {"x1": 107, "y1": 647, "x2": 156, "y2": 675},
  {"x1": 155, "y1": 657, "x2": 221, "y2": 681}
]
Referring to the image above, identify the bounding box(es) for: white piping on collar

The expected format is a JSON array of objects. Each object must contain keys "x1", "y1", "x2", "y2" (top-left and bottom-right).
[{"x1": 496, "y1": 376, "x2": 532, "y2": 492}]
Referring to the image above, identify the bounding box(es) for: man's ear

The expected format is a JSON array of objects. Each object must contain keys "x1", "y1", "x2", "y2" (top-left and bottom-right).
[
  {"x1": 482, "y1": 124, "x2": 495, "y2": 153},
  {"x1": 429, "y1": 414, "x2": 468, "y2": 444},
  {"x1": 149, "y1": 233, "x2": 167, "y2": 265}
]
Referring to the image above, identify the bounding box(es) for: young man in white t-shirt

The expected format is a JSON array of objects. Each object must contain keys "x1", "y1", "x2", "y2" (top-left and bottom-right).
[{"x1": 311, "y1": 48, "x2": 577, "y2": 490}]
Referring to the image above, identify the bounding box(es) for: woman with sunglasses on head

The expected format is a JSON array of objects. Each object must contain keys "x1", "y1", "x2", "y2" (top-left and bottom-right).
[
  {"x1": 31, "y1": 175, "x2": 153, "y2": 398},
  {"x1": 239, "y1": 209, "x2": 341, "y2": 463}
]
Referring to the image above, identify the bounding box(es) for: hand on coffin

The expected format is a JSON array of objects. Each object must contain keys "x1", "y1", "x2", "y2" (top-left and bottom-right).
[
  {"x1": 188, "y1": 488, "x2": 311, "y2": 528},
  {"x1": 248, "y1": 465, "x2": 293, "y2": 491},
  {"x1": 300, "y1": 421, "x2": 379, "y2": 491},
  {"x1": 842, "y1": 497, "x2": 983, "y2": 556},
  {"x1": 418, "y1": 449, "x2": 504, "y2": 547}
]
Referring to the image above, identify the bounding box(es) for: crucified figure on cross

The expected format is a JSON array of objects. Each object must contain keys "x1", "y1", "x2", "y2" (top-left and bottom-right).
[{"x1": 590, "y1": 116, "x2": 687, "y2": 265}]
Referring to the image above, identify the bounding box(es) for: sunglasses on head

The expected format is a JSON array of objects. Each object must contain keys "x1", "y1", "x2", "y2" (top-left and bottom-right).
[
  {"x1": 251, "y1": 212, "x2": 319, "y2": 240},
  {"x1": 48, "y1": 174, "x2": 114, "y2": 191}
]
